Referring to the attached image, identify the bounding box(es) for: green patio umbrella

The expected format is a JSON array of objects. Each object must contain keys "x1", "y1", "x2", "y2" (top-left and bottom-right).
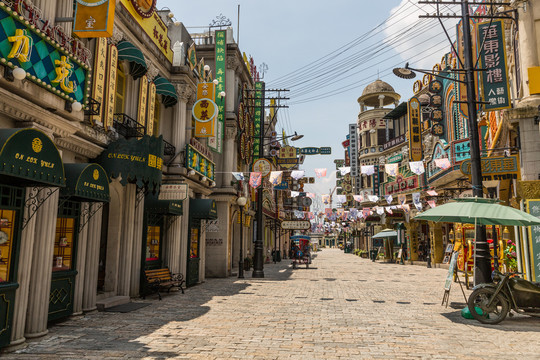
[{"x1": 414, "y1": 197, "x2": 540, "y2": 226}]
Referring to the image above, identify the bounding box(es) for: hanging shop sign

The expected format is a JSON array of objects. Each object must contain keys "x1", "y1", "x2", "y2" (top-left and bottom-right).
[
  {"x1": 383, "y1": 175, "x2": 419, "y2": 196},
  {"x1": 477, "y1": 19, "x2": 511, "y2": 111},
  {"x1": 146, "y1": 81, "x2": 156, "y2": 136},
  {"x1": 0, "y1": 128, "x2": 65, "y2": 187},
  {"x1": 252, "y1": 81, "x2": 264, "y2": 160},
  {"x1": 97, "y1": 135, "x2": 164, "y2": 192},
  {"x1": 193, "y1": 82, "x2": 217, "y2": 137},
  {"x1": 189, "y1": 138, "x2": 213, "y2": 162},
  {"x1": 186, "y1": 144, "x2": 215, "y2": 181},
  {"x1": 460, "y1": 154, "x2": 520, "y2": 181},
  {"x1": 383, "y1": 134, "x2": 406, "y2": 151},
  {"x1": 158, "y1": 183, "x2": 188, "y2": 201},
  {"x1": 119, "y1": 0, "x2": 173, "y2": 63},
  {"x1": 320, "y1": 147, "x2": 331, "y2": 155},
  {"x1": 299, "y1": 147, "x2": 320, "y2": 155},
  {"x1": 452, "y1": 140, "x2": 471, "y2": 163},
  {"x1": 281, "y1": 220, "x2": 311, "y2": 230},
  {"x1": 427, "y1": 142, "x2": 451, "y2": 179},
  {"x1": 62, "y1": 163, "x2": 110, "y2": 202},
  {"x1": 387, "y1": 153, "x2": 403, "y2": 164},
  {"x1": 103, "y1": 43, "x2": 118, "y2": 130},
  {"x1": 138, "y1": 74, "x2": 148, "y2": 129},
  {"x1": 73, "y1": 0, "x2": 115, "y2": 38},
  {"x1": 208, "y1": 30, "x2": 227, "y2": 153},
  {"x1": 408, "y1": 97, "x2": 422, "y2": 161},
  {"x1": 253, "y1": 158, "x2": 272, "y2": 177},
  {"x1": 0, "y1": 3, "x2": 90, "y2": 104},
  {"x1": 274, "y1": 181, "x2": 289, "y2": 190},
  {"x1": 429, "y1": 79, "x2": 443, "y2": 93},
  {"x1": 190, "y1": 198, "x2": 218, "y2": 220},
  {"x1": 90, "y1": 37, "x2": 107, "y2": 126},
  {"x1": 277, "y1": 145, "x2": 299, "y2": 169},
  {"x1": 146, "y1": 192, "x2": 183, "y2": 216},
  {"x1": 526, "y1": 199, "x2": 540, "y2": 282}
]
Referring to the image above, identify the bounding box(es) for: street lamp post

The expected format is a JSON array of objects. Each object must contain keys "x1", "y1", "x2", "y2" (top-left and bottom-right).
[{"x1": 237, "y1": 196, "x2": 247, "y2": 279}]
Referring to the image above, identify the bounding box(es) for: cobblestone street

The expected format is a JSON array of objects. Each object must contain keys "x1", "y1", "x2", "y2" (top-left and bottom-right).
[{"x1": 5, "y1": 249, "x2": 540, "y2": 360}]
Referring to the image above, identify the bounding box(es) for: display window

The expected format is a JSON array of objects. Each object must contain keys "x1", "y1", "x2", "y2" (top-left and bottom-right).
[
  {"x1": 53, "y1": 217, "x2": 75, "y2": 271},
  {"x1": 0, "y1": 210, "x2": 15, "y2": 283},
  {"x1": 146, "y1": 225, "x2": 160, "y2": 261},
  {"x1": 190, "y1": 228, "x2": 199, "y2": 258}
]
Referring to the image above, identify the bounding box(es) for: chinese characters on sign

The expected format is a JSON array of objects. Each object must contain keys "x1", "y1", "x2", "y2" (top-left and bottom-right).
[
  {"x1": 73, "y1": 0, "x2": 116, "y2": 38},
  {"x1": 408, "y1": 97, "x2": 422, "y2": 161},
  {"x1": 460, "y1": 155, "x2": 520, "y2": 181},
  {"x1": 477, "y1": 20, "x2": 511, "y2": 111},
  {"x1": 103, "y1": 44, "x2": 118, "y2": 130},
  {"x1": 185, "y1": 144, "x2": 215, "y2": 181},
  {"x1": 90, "y1": 37, "x2": 108, "y2": 126},
  {"x1": 208, "y1": 30, "x2": 227, "y2": 153},
  {"x1": 193, "y1": 83, "x2": 217, "y2": 137},
  {"x1": 526, "y1": 200, "x2": 540, "y2": 282},
  {"x1": 252, "y1": 81, "x2": 264, "y2": 160}
]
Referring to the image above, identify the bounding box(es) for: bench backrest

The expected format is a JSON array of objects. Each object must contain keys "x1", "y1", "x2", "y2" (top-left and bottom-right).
[{"x1": 145, "y1": 268, "x2": 172, "y2": 282}]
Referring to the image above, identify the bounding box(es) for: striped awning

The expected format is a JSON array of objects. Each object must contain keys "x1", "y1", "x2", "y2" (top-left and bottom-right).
[
  {"x1": 117, "y1": 40, "x2": 147, "y2": 80},
  {"x1": 154, "y1": 75, "x2": 178, "y2": 108}
]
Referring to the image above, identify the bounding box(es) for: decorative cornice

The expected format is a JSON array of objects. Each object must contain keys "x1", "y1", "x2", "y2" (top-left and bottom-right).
[
  {"x1": 175, "y1": 82, "x2": 195, "y2": 102},
  {"x1": 227, "y1": 56, "x2": 241, "y2": 70},
  {"x1": 146, "y1": 60, "x2": 159, "y2": 81},
  {"x1": 516, "y1": 180, "x2": 540, "y2": 200},
  {"x1": 225, "y1": 125, "x2": 237, "y2": 140},
  {"x1": 112, "y1": 25, "x2": 125, "y2": 44},
  {"x1": 55, "y1": 136, "x2": 105, "y2": 159}
]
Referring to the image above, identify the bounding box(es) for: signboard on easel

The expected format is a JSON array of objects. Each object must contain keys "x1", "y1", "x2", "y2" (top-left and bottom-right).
[{"x1": 442, "y1": 251, "x2": 467, "y2": 307}]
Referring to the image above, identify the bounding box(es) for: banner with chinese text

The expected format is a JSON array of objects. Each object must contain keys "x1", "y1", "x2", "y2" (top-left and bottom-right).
[
  {"x1": 252, "y1": 81, "x2": 265, "y2": 160},
  {"x1": 208, "y1": 30, "x2": 226, "y2": 153}
]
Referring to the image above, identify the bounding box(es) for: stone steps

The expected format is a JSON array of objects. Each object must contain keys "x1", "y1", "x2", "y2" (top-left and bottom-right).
[{"x1": 96, "y1": 296, "x2": 130, "y2": 311}]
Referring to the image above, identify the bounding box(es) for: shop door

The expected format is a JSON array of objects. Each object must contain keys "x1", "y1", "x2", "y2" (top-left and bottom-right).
[
  {"x1": 48, "y1": 200, "x2": 80, "y2": 322},
  {"x1": 144, "y1": 216, "x2": 163, "y2": 270},
  {"x1": 0, "y1": 185, "x2": 24, "y2": 348},
  {"x1": 186, "y1": 218, "x2": 200, "y2": 287}
]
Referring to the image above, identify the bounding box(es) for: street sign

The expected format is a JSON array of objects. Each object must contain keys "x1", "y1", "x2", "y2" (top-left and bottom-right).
[
  {"x1": 274, "y1": 181, "x2": 289, "y2": 190},
  {"x1": 281, "y1": 220, "x2": 311, "y2": 230},
  {"x1": 320, "y1": 147, "x2": 331, "y2": 155},
  {"x1": 299, "y1": 147, "x2": 320, "y2": 155}
]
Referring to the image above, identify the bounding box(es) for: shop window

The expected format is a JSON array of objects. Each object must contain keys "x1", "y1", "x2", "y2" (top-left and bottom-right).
[
  {"x1": 0, "y1": 210, "x2": 15, "y2": 283},
  {"x1": 190, "y1": 228, "x2": 199, "y2": 258},
  {"x1": 53, "y1": 217, "x2": 75, "y2": 271},
  {"x1": 146, "y1": 225, "x2": 160, "y2": 261},
  {"x1": 115, "y1": 63, "x2": 126, "y2": 114}
]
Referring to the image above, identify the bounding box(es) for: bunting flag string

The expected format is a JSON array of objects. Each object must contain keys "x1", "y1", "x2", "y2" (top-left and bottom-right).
[
  {"x1": 368, "y1": 195, "x2": 379, "y2": 202},
  {"x1": 232, "y1": 172, "x2": 245, "y2": 181},
  {"x1": 426, "y1": 190, "x2": 438, "y2": 196},
  {"x1": 269, "y1": 171, "x2": 283, "y2": 186}
]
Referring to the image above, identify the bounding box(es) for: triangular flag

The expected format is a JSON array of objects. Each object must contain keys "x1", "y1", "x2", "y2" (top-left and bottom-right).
[
  {"x1": 409, "y1": 161, "x2": 425, "y2": 175},
  {"x1": 385, "y1": 195, "x2": 393, "y2": 205},
  {"x1": 412, "y1": 192, "x2": 421, "y2": 204},
  {"x1": 426, "y1": 190, "x2": 438, "y2": 196},
  {"x1": 361, "y1": 165, "x2": 375, "y2": 175},
  {"x1": 321, "y1": 194, "x2": 331, "y2": 204},
  {"x1": 249, "y1": 172, "x2": 262, "y2": 188},
  {"x1": 314, "y1": 168, "x2": 327, "y2": 178},
  {"x1": 291, "y1": 170, "x2": 305, "y2": 180},
  {"x1": 269, "y1": 171, "x2": 283, "y2": 186},
  {"x1": 290, "y1": 191, "x2": 300, "y2": 198},
  {"x1": 232, "y1": 172, "x2": 245, "y2": 181},
  {"x1": 336, "y1": 195, "x2": 347, "y2": 203},
  {"x1": 398, "y1": 194, "x2": 406, "y2": 205},
  {"x1": 306, "y1": 192, "x2": 315, "y2": 199},
  {"x1": 435, "y1": 158, "x2": 451, "y2": 170},
  {"x1": 385, "y1": 206, "x2": 393, "y2": 214},
  {"x1": 428, "y1": 200, "x2": 437, "y2": 208},
  {"x1": 368, "y1": 195, "x2": 379, "y2": 202},
  {"x1": 385, "y1": 163, "x2": 398, "y2": 177},
  {"x1": 338, "y1": 167, "x2": 351, "y2": 175}
]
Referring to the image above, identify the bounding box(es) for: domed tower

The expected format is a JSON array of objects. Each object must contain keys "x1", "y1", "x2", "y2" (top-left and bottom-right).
[{"x1": 355, "y1": 79, "x2": 401, "y2": 197}]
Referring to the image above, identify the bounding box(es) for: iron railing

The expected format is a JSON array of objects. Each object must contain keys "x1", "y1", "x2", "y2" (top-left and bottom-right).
[
  {"x1": 113, "y1": 113, "x2": 145, "y2": 138},
  {"x1": 84, "y1": 97, "x2": 101, "y2": 116},
  {"x1": 163, "y1": 139, "x2": 176, "y2": 156}
]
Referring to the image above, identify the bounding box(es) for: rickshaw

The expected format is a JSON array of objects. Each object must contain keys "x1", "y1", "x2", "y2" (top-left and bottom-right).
[{"x1": 291, "y1": 235, "x2": 311, "y2": 269}]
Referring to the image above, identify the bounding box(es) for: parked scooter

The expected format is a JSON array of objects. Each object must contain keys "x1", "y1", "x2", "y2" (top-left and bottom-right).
[{"x1": 467, "y1": 270, "x2": 540, "y2": 324}]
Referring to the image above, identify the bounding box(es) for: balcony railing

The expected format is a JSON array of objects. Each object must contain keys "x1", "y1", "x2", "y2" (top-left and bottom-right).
[
  {"x1": 113, "y1": 113, "x2": 145, "y2": 138},
  {"x1": 163, "y1": 139, "x2": 176, "y2": 156},
  {"x1": 84, "y1": 97, "x2": 101, "y2": 116}
]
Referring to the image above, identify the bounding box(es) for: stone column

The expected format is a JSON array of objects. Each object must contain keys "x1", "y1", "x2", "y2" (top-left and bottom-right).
[
  {"x1": 82, "y1": 203, "x2": 103, "y2": 312},
  {"x1": 165, "y1": 215, "x2": 183, "y2": 274},
  {"x1": 117, "y1": 184, "x2": 137, "y2": 296},
  {"x1": 178, "y1": 198, "x2": 191, "y2": 278},
  {"x1": 25, "y1": 188, "x2": 60, "y2": 339},
  {"x1": 221, "y1": 125, "x2": 237, "y2": 188},
  {"x1": 407, "y1": 222, "x2": 419, "y2": 261},
  {"x1": 430, "y1": 222, "x2": 444, "y2": 264},
  {"x1": 516, "y1": 2, "x2": 539, "y2": 99},
  {"x1": 72, "y1": 203, "x2": 90, "y2": 316},
  {"x1": 10, "y1": 188, "x2": 39, "y2": 347},
  {"x1": 129, "y1": 194, "x2": 145, "y2": 297}
]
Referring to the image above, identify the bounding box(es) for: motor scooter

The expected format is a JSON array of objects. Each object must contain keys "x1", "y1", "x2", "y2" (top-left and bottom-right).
[{"x1": 468, "y1": 270, "x2": 540, "y2": 324}]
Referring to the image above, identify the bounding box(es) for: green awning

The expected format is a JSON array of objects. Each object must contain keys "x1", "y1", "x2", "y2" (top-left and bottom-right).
[
  {"x1": 145, "y1": 193, "x2": 183, "y2": 215},
  {"x1": 189, "y1": 198, "x2": 217, "y2": 220},
  {"x1": 383, "y1": 102, "x2": 407, "y2": 120},
  {"x1": 0, "y1": 128, "x2": 65, "y2": 187},
  {"x1": 117, "y1": 40, "x2": 148, "y2": 80},
  {"x1": 372, "y1": 229, "x2": 397, "y2": 239},
  {"x1": 62, "y1": 163, "x2": 110, "y2": 202},
  {"x1": 154, "y1": 75, "x2": 178, "y2": 108}
]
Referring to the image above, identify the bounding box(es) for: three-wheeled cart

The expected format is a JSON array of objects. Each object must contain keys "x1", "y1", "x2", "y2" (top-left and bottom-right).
[{"x1": 291, "y1": 235, "x2": 311, "y2": 269}]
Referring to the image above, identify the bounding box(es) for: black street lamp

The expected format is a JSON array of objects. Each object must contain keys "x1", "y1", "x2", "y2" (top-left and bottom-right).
[{"x1": 237, "y1": 196, "x2": 247, "y2": 279}]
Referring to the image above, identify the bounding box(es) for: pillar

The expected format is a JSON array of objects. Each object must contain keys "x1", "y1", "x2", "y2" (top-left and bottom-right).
[
  {"x1": 72, "y1": 203, "x2": 90, "y2": 316},
  {"x1": 82, "y1": 203, "x2": 103, "y2": 312},
  {"x1": 221, "y1": 125, "x2": 237, "y2": 188},
  {"x1": 10, "y1": 188, "x2": 39, "y2": 346},
  {"x1": 171, "y1": 92, "x2": 187, "y2": 162},
  {"x1": 117, "y1": 184, "x2": 137, "y2": 296},
  {"x1": 25, "y1": 188, "x2": 60, "y2": 338},
  {"x1": 430, "y1": 221, "x2": 444, "y2": 264},
  {"x1": 129, "y1": 195, "x2": 145, "y2": 297},
  {"x1": 178, "y1": 196, "x2": 190, "y2": 277},
  {"x1": 407, "y1": 221, "x2": 419, "y2": 261},
  {"x1": 165, "y1": 215, "x2": 183, "y2": 274},
  {"x1": 516, "y1": 1, "x2": 539, "y2": 99}
]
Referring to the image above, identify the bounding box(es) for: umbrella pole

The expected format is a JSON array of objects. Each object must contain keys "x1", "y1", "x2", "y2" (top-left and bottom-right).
[{"x1": 473, "y1": 217, "x2": 477, "y2": 287}]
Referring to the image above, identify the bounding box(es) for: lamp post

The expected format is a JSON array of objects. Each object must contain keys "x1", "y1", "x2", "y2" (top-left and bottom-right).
[{"x1": 237, "y1": 196, "x2": 247, "y2": 279}]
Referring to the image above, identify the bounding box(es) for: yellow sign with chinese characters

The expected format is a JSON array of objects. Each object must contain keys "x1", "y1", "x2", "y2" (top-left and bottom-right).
[
  {"x1": 52, "y1": 56, "x2": 75, "y2": 93},
  {"x1": 138, "y1": 74, "x2": 148, "y2": 130},
  {"x1": 119, "y1": 0, "x2": 173, "y2": 63},
  {"x1": 73, "y1": 0, "x2": 116, "y2": 38},
  {"x1": 147, "y1": 81, "x2": 156, "y2": 136},
  {"x1": 193, "y1": 82, "x2": 217, "y2": 137},
  {"x1": 90, "y1": 37, "x2": 108, "y2": 126},
  {"x1": 103, "y1": 43, "x2": 118, "y2": 130},
  {"x1": 460, "y1": 155, "x2": 521, "y2": 181},
  {"x1": 7, "y1": 29, "x2": 32, "y2": 62}
]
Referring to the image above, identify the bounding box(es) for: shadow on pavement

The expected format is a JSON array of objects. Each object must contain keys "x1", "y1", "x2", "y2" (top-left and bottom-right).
[{"x1": 441, "y1": 310, "x2": 540, "y2": 332}]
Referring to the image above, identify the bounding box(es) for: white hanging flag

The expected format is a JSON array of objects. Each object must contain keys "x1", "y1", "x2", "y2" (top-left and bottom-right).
[
  {"x1": 385, "y1": 195, "x2": 393, "y2": 205},
  {"x1": 336, "y1": 195, "x2": 347, "y2": 203},
  {"x1": 368, "y1": 195, "x2": 379, "y2": 202},
  {"x1": 353, "y1": 195, "x2": 363, "y2": 202},
  {"x1": 385, "y1": 163, "x2": 398, "y2": 177},
  {"x1": 412, "y1": 192, "x2": 421, "y2": 205},
  {"x1": 314, "y1": 168, "x2": 327, "y2": 178},
  {"x1": 426, "y1": 190, "x2": 438, "y2": 196},
  {"x1": 376, "y1": 207, "x2": 384, "y2": 215},
  {"x1": 306, "y1": 192, "x2": 315, "y2": 199},
  {"x1": 385, "y1": 206, "x2": 393, "y2": 214},
  {"x1": 361, "y1": 165, "x2": 375, "y2": 175},
  {"x1": 435, "y1": 158, "x2": 451, "y2": 170},
  {"x1": 321, "y1": 194, "x2": 331, "y2": 204},
  {"x1": 232, "y1": 172, "x2": 245, "y2": 181},
  {"x1": 290, "y1": 191, "x2": 300, "y2": 198},
  {"x1": 338, "y1": 167, "x2": 351, "y2": 175},
  {"x1": 269, "y1": 171, "x2": 283, "y2": 186},
  {"x1": 409, "y1": 161, "x2": 425, "y2": 175},
  {"x1": 291, "y1": 170, "x2": 305, "y2": 180},
  {"x1": 414, "y1": 202, "x2": 423, "y2": 211}
]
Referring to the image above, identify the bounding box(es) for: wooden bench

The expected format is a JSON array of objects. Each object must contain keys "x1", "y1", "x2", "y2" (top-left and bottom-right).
[{"x1": 143, "y1": 268, "x2": 185, "y2": 300}]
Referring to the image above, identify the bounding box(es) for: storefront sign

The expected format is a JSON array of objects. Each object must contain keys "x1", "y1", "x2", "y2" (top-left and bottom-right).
[
  {"x1": 383, "y1": 134, "x2": 406, "y2": 151},
  {"x1": 97, "y1": 135, "x2": 164, "y2": 192},
  {"x1": 253, "y1": 158, "x2": 272, "y2": 177},
  {"x1": 189, "y1": 138, "x2": 213, "y2": 161},
  {"x1": 103, "y1": 43, "x2": 118, "y2": 130},
  {"x1": 274, "y1": 181, "x2": 289, "y2": 190},
  {"x1": 138, "y1": 74, "x2": 148, "y2": 128},
  {"x1": 359, "y1": 118, "x2": 385, "y2": 131},
  {"x1": 73, "y1": 0, "x2": 115, "y2": 38},
  {"x1": 281, "y1": 220, "x2": 311, "y2": 230},
  {"x1": 408, "y1": 97, "x2": 422, "y2": 161},
  {"x1": 299, "y1": 147, "x2": 320, "y2": 155},
  {"x1": 0, "y1": 3, "x2": 90, "y2": 104},
  {"x1": 186, "y1": 144, "x2": 215, "y2": 181},
  {"x1": 208, "y1": 30, "x2": 226, "y2": 153},
  {"x1": 63, "y1": 163, "x2": 110, "y2": 202},
  {"x1": 252, "y1": 81, "x2": 264, "y2": 159},
  {"x1": 320, "y1": 147, "x2": 331, "y2": 155},
  {"x1": 383, "y1": 175, "x2": 419, "y2": 195},
  {"x1": 193, "y1": 82, "x2": 217, "y2": 137},
  {"x1": 387, "y1": 153, "x2": 403, "y2": 164},
  {"x1": 90, "y1": 37, "x2": 107, "y2": 126},
  {"x1": 147, "y1": 81, "x2": 156, "y2": 136},
  {"x1": 453, "y1": 140, "x2": 471, "y2": 163},
  {"x1": 278, "y1": 145, "x2": 298, "y2": 169},
  {"x1": 119, "y1": 0, "x2": 173, "y2": 63},
  {"x1": 159, "y1": 183, "x2": 188, "y2": 201},
  {"x1": 477, "y1": 20, "x2": 511, "y2": 111},
  {"x1": 526, "y1": 200, "x2": 540, "y2": 282},
  {"x1": 427, "y1": 142, "x2": 451, "y2": 179},
  {"x1": 460, "y1": 155, "x2": 520, "y2": 181}
]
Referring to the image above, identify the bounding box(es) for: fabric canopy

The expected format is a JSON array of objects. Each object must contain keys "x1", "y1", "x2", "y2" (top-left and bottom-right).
[
  {"x1": 62, "y1": 163, "x2": 110, "y2": 202},
  {"x1": 414, "y1": 197, "x2": 540, "y2": 226},
  {"x1": 117, "y1": 40, "x2": 147, "y2": 79},
  {"x1": 154, "y1": 75, "x2": 178, "y2": 108},
  {"x1": 372, "y1": 229, "x2": 397, "y2": 239}
]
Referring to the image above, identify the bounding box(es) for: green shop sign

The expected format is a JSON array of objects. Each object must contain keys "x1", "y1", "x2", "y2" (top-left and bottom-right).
[
  {"x1": 0, "y1": 3, "x2": 90, "y2": 104},
  {"x1": 186, "y1": 144, "x2": 215, "y2": 181},
  {"x1": 252, "y1": 81, "x2": 264, "y2": 160},
  {"x1": 62, "y1": 163, "x2": 110, "y2": 202},
  {"x1": 0, "y1": 128, "x2": 64, "y2": 186},
  {"x1": 96, "y1": 135, "x2": 164, "y2": 193}
]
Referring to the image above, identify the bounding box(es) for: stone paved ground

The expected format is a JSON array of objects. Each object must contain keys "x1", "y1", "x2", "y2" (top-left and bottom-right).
[{"x1": 4, "y1": 248, "x2": 540, "y2": 359}]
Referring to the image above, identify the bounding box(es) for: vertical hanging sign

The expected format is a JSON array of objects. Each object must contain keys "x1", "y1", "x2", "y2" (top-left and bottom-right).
[
  {"x1": 73, "y1": 0, "x2": 116, "y2": 38},
  {"x1": 209, "y1": 30, "x2": 227, "y2": 153},
  {"x1": 252, "y1": 81, "x2": 264, "y2": 160},
  {"x1": 103, "y1": 43, "x2": 118, "y2": 131},
  {"x1": 138, "y1": 74, "x2": 148, "y2": 130},
  {"x1": 90, "y1": 37, "x2": 108, "y2": 126},
  {"x1": 193, "y1": 82, "x2": 217, "y2": 137},
  {"x1": 477, "y1": 20, "x2": 511, "y2": 111},
  {"x1": 408, "y1": 97, "x2": 422, "y2": 162},
  {"x1": 147, "y1": 81, "x2": 156, "y2": 136},
  {"x1": 526, "y1": 200, "x2": 540, "y2": 282}
]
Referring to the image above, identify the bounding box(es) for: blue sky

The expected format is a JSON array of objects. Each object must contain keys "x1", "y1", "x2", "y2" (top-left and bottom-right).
[{"x1": 158, "y1": 0, "x2": 460, "y2": 212}]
